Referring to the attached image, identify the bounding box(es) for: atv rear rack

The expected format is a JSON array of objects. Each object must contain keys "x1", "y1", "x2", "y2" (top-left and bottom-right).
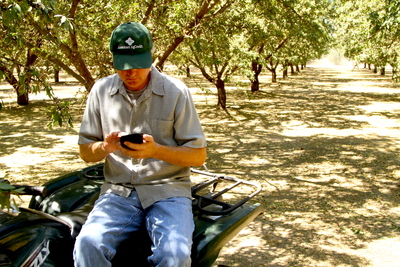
[{"x1": 190, "y1": 169, "x2": 262, "y2": 216}]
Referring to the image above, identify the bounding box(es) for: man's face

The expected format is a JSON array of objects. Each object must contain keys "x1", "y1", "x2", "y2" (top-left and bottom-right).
[{"x1": 116, "y1": 67, "x2": 151, "y2": 91}]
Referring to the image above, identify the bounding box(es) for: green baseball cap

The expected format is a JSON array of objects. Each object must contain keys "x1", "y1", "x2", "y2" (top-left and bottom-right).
[{"x1": 110, "y1": 22, "x2": 153, "y2": 70}]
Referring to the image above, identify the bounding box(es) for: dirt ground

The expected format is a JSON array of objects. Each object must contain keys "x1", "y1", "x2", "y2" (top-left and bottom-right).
[{"x1": 1, "y1": 60, "x2": 400, "y2": 266}]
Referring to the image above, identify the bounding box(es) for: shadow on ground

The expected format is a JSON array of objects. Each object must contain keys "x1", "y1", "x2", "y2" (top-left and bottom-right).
[
  {"x1": 192, "y1": 67, "x2": 400, "y2": 266},
  {"x1": 1, "y1": 65, "x2": 399, "y2": 266}
]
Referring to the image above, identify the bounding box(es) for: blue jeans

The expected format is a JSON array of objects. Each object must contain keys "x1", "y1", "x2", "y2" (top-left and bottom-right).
[{"x1": 73, "y1": 191, "x2": 194, "y2": 267}]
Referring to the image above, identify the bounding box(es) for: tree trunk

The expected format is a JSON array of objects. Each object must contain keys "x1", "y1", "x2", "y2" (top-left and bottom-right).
[
  {"x1": 251, "y1": 61, "x2": 262, "y2": 92},
  {"x1": 17, "y1": 89, "x2": 29, "y2": 105},
  {"x1": 283, "y1": 68, "x2": 288, "y2": 79},
  {"x1": 0, "y1": 50, "x2": 36, "y2": 106},
  {"x1": 289, "y1": 63, "x2": 295, "y2": 75},
  {"x1": 282, "y1": 60, "x2": 289, "y2": 79},
  {"x1": 390, "y1": 63, "x2": 398, "y2": 81},
  {"x1": 186, "y1": 66, "x2": 190, "y2": 78},
  {"x1": 251, "y1": 75, "x2": 260, "y2": 91},
  {"x1": 271, "y1": 68, "x2": 277, "y2": 83},
  {"x1": 55, "y1": 68, "x2": 60, "y2": 82},
  {"x1": 216, "y1": 78, "x2": 226, "y2": 110},
  {"x1": 380, "y1": 67, "x2": 385, "y2": 75},
  {"x1": 15, "y1": 49, "x2": 38, "y2": 105}
]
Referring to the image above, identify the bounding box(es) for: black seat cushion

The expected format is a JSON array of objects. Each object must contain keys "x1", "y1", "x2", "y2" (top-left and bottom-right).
[{"x1": 55, "y1": 193, "x2": 99, "y2": 239}]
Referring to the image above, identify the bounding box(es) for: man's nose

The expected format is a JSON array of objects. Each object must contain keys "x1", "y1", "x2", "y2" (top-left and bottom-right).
[{"x1": 126, "y1": 69, "x2": 137, "y2": 77}]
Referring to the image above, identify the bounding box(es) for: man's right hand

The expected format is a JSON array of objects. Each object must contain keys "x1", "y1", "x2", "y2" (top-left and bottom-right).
[
  {"x1": 104, "y1": 132, "x2": 125, "y2": 154},
  {"x1": 79, "y1": 132, "x2": 125, "y2": 163}
]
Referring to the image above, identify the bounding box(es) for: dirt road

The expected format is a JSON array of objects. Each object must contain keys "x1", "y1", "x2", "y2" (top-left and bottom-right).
[{"x1": 1, "y1": 61, "x2": 399, "y2": 266}]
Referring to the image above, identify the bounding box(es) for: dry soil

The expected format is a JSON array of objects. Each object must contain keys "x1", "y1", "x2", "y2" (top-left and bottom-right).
[{"x1": 1, "y1": 60, "x2": 399, "y2": 267}]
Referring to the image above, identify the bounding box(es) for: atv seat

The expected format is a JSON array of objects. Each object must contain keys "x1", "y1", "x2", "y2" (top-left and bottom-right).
[{"x1": 55, "y1": 192, "x2": 99, "y2": 239}]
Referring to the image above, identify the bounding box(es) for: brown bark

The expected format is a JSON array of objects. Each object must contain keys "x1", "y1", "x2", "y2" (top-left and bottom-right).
[
  {"x1": 251, "y1": 61, "x2": 262, "y2": 92},
  {"x1": 216, "y1": 78, "x2": 226, "y2": 110}
]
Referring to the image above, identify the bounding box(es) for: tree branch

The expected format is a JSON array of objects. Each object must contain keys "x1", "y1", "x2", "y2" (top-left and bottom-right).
[
  {"x1": 156, "y1": 0, "x2": 236, "y2": 69},
  {"x1": 68, "y1": 0, "x2": 80, "y2": 18},
  {"x1": 142, "y1": 0, "x2": 156, "y2": 25}
]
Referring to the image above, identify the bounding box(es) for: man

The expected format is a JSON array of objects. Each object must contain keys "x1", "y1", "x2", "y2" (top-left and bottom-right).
[{"x1": 73, "y1": 22, "x2": 207, "y2": 267}]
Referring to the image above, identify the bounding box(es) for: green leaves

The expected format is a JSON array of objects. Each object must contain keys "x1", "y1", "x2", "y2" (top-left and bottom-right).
[
  {"x1": 3, "y1": 4, "x2": 23, "y2": 25},
  {"x1": 55, "y1": 14, "x2": 74, "y2": 31},
  {"x1": 46, "y1": 100, "x2": 73, "y2": 129},
  {"x1": 0, "y1": 182, "x2": 14, "y2": 191},
  {"x1": 0, "y1": 180, "x2": 24, "y2": 212},
  {"x1": 337, "y1": 0, "x2": 400, "y2": 80},
  {"x1": 0, "y1": 0, "x2": 338, "y2": 117}
]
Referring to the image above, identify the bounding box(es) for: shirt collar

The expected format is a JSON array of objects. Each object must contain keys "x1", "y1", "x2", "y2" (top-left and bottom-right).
[{"x1": 110, "y1": 66, "x2": 164, "y2": 97}]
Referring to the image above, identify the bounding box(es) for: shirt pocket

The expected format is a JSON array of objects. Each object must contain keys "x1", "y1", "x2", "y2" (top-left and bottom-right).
[{"x1": 149, "y1": 119, "x2": 177, "y2": 146}]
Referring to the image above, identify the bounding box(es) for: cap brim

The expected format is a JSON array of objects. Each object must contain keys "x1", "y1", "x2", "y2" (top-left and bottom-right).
[{"x1": 113, "y1": 51, "x2": 152, "y2": 70}]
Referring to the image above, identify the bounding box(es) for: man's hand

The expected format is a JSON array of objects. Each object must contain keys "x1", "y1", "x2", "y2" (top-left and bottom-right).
[
  {"x1": 104, "y1": 132, "x2": 124, "y2": 154},
  {"x1": 118, "y1": 134, "x2": 157, "y2": 159},
  {"x1": 79, "y1": 132, "x2": 124, "y2": 163},
  {"x1": 119, "y1": 134, "x2": 206, "y2": 167}
]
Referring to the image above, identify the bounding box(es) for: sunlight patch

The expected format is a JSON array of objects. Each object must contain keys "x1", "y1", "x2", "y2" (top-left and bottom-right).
[
  {"x1": 281, "y1": 126, "x2": 365, "y2": 137},
  {"x1": 0, "y1": 146, "x2": 47, "y2": 168},
  {"x1": 241, "y1": 156, "x2": 270, "y2": 166},
  {"x1": 280, "y1": 115, "x2": 400, "y2": 138},
  {"x1": 337, "y1": 84, "x2": 400, "y2": 94},
  {"x1": 344, "y1": 115, "x2": 400, "y2": 128},
  {"x1": 358, "y1": 102, "x2": 400, "y2": 113}
]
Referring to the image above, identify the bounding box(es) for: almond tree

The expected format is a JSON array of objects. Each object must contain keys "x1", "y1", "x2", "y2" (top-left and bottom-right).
[
  {"x1": 248, "y1": 0, "x2": 333, "y2": 88},
  {"x1": 150, "y1": 0, "x2": 237, "y2": 70},
  {"x1": 368, "y1": 0, "x2": 400, "y2": 80},
  {"x1": 169, "y1": 0, "x2": 333, "y2": 108},
  {"x1": 168, "y1": 1, "x2": 250, "y2": 110},
  {"x1": 0, "y1": 0, "x2": 237, "y2": 124},
  {"x1": 334, "y1": 0, "x2": 399, "y2": 78}
]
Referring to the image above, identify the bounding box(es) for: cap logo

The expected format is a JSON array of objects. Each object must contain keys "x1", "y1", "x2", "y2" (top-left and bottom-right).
[
  {"x1": 117, "y1": 37, "x2": 144, "y2": 51},
  {"x1": 125, "y1": 37, "x2": 135, "y2": 46}
]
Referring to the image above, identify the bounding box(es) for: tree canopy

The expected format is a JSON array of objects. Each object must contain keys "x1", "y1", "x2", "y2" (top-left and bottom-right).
[
  {"x1": 335, "y1": 0, "x2": 400, "y2": 80},
  {"x1": 0, "y1": 0, "x2": 397, "y2": 124}
]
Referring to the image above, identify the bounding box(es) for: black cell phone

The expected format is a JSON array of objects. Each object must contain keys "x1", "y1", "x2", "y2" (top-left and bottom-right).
[{"x1": 120, "y1": 133, "x2": 143, "y2": 150}]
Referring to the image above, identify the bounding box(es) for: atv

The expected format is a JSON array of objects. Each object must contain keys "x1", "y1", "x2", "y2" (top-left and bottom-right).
[{"x1": 0, "y1": 164, "x2": 263, "y2": 267}]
